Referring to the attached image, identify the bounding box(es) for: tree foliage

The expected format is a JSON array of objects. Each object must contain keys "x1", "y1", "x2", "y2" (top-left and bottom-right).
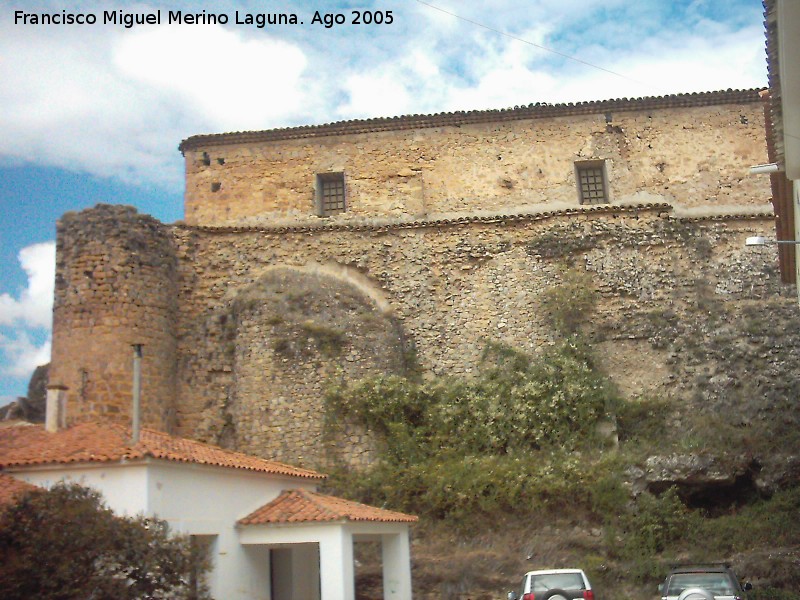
[
  {"x1": 327, "y1": 338, "x2": 616, "y2": 461},
  {"x1": 0, "y1": 482, "x2": 210, "y2": 600},
  {"x1": 325, "y1": 339, "x2": 619, "y2": 521}
]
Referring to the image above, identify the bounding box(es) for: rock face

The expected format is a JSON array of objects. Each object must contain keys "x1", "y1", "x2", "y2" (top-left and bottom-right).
[
  {"x1": 49, "y1": 204, "x2": 800, "y2": 478},
  {"x1": 627, "y1": 452, "x2": 800, "y2": 509},
  {"x1": 1, "y1": 364, "x2": 47, "y2": 423}
]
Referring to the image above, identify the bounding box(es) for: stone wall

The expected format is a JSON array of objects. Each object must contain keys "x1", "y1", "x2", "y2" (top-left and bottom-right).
[
  {"x1": 163, "y1": 205, "x2": 786, "y2": 467},
  {"x1": 181, "y1": 91, "x2": 771, "y2": 226},
  {"x1": 50, "y1": 90, "x2": 800, "y2": 469},
  {"x1": 50, "y1": 205, "x2": 178, "y2": 431},
  {"x1": 50, "y1": 201, "x2": 800, "y2": 468}
]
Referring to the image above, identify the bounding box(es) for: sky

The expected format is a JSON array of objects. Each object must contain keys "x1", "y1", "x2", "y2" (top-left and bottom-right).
[{"x1": 0, "y1": 0, "x2": 769, "y2": 403}]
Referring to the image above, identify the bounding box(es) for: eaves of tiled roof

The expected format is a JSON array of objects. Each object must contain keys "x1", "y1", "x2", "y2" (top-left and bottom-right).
[
  {"x1": 180, "y1": 203, "x2": 774, "y2": 236},
  {"x1": 238, "y1": 488, "x2": 418, "y2": 525},
  {"x1": 179, "y1": 89, "x2": 763, "y2": 153},
  {"x1": 181, "y1": 202, "x2": 676, "y2": 235},
  {"x1": 0, "y1": 472, "x2": 38, "y2": 507},
  {"x1": 0, "y1": 422, "x2": 325, "y2": 480}
]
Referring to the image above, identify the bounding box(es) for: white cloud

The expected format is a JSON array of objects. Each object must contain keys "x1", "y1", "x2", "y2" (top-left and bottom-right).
[
  {"x1": 0, "y1": 0, "x2": 768, "y2": 194},
  {"x1": 0, "y1": 13, "x2": 188, "y2": 189},
  {"x1": 112, "y1": 24, "x2": 311, "y2": 132},
  {"x1": 0, "y1": 332, "x2": 51, "y2": 379},
  {"x1": 0, "y1": 241, "x2": 54, "y2": 392},
  {"x1": 0, "y1": 242, "x2": 56, "y2": 330}
]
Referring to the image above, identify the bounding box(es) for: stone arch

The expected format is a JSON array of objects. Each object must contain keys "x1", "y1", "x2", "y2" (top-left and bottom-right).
[{"x1": 215, "y1": 265, "x2": 411, "y2": 468}]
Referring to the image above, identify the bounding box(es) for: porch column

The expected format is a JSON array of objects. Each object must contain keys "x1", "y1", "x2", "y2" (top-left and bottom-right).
[
  {"x1": 319, "y1": 527, "x2": 355, "y2": 600},
  {"x1": 382, "y1": 531, "x2": 413, "y2": 600},
  {"x1": 293, "y1": 543, "x2": 321, "y2": 600}
]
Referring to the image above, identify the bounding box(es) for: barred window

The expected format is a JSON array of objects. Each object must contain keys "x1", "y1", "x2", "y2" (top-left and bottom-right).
[
  {"x1": 316, "y1": 173, "x2": 346, "y2": 216},
  {"x1": 575, "y1": 160, "x2": 609, "y2": 204}
]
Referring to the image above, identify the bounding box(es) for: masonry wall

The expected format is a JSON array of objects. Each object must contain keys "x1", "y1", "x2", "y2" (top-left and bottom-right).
[
  {"x1": 182, "y1": 94, "x2": 771, "y2": 226},
  {"x1": 51, "y1": 202, "x2": 797, "y2": 468},
  {"x1": 52, "y1": 92, "x2": 800, "y2": 469},
  {"x1": 50, "y1": 206, "x2": 178, "y2": 430},
  {"x1": 166, "y1": 207, "x2": 788, "y2": 467}
]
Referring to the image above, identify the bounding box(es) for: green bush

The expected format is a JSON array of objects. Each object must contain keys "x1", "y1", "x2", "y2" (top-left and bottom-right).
[
  {"x1": 615, "y1": 395, "x2": 673, "y2": 447},
  {"x1": 688, "y1": 486, "x2": 800, "y2": 557},
  {"x1": 325, "y1": 449, "x2": 599, "y2": 524},
  {"x1": 327, "y1": 339, "x2": 617, "y2": 462},
  {"x1": 0, "y1": 482, "x2": 210, "y2": 600},
  {"x1": 612, "y1": 488, "x2": 696, "y2": 581},
  {"x1": 324, "y1": 339, "x2": 621, "y2": 523}
]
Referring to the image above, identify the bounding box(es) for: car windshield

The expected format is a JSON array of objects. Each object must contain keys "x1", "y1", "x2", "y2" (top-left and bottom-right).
[
  {"x1": 531, "y1": 573, "x2": 584, "y2": 591},
  {"x1": 667, "y1": 573, "x2": 737, "y2": 595}
]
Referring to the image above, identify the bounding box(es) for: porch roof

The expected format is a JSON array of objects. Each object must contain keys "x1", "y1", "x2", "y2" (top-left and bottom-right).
[{"x1": 238, "y1": 488, "x2": 418, "y2": 525}]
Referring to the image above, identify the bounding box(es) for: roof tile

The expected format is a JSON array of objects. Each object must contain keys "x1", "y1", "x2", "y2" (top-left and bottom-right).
[
  {"x1": 0, "y1": 422, "x2": 324, "y2": 480},
  {"x1": 179, "y1": 89, "x2": 763, "y2": 152},
  {"x1": 0, "y1": 472, "x2": 38, "y2": 507},
  {"x1": 239, "y1": 489, "x2": 418, "y2": 525}
]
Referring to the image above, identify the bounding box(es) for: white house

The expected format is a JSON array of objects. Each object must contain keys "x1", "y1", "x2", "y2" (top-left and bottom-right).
[{"x1": 0, "y1": 419, "x2": 416, "y2": 600}]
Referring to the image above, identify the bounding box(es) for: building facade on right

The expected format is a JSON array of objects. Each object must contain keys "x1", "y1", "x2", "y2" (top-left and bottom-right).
[{"x1": 764, "y1": 0, "x2": 800, "y2": 287}]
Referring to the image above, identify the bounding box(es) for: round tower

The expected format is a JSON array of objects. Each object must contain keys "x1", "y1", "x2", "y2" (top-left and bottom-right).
[{"x1": 49, "y1": 204, "x2": 178, "y2": 431}]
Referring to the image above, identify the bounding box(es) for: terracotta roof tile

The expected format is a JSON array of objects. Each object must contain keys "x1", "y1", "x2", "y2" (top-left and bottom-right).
[
  {"x1": 0, "y1": 472, "x2": 38, "y2": 507},
  {"x1": 0, "y1": 422, "x2": 324, "y2": 480},
  {"x1": 239, "y1": 489, "x2": 418, "y2": 525},
  {"x1": 179, "y1": 89, "x2": 763, "y2": 152}
]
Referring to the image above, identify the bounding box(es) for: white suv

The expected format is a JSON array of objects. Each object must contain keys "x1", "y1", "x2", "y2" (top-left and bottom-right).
[{"x1": 507, "y1": 568, "x2": 595, "y2": 600}]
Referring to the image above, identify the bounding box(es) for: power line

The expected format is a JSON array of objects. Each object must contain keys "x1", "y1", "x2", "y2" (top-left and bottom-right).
[{"x1": 414, "y1": 0, "x2": 664, "y2": 94}]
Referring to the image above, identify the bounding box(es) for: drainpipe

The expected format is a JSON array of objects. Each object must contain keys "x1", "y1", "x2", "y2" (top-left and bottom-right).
[{"x1": 131, "y1": 344, "x2": 143, "y2": 444}]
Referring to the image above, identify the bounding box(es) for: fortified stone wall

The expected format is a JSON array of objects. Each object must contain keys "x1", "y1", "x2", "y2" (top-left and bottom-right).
[
  {"x1": 165, "y1": 206, "x2": 785, "y2": 467},
  {"x1": 51, "y1": 203, "x2": 794, "y2": 468},
  {"x1": 50, "y1": 206, "x2": 179, "y2": 431},
  {"x1": 51, "y1": 90, "x2": 800, "y2": 469},
  {"x1": 180, "y1": 90, "x2": 770, "y2": 226}
]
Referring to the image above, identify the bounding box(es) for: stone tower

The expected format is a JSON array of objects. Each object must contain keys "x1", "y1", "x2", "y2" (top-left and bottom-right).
[{"x1": 49, "y1": 205, "x2": 178, "y2": 430}]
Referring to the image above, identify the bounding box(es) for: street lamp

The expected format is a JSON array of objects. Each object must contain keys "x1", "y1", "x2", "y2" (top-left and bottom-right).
[{"x1": 745, "y1": 236, "x2": 800, "y2": 246}]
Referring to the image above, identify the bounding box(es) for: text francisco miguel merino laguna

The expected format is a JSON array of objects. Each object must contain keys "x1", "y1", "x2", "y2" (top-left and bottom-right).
[{"x1": 14, "y1": 9, "x2": 302, "y2": 28}]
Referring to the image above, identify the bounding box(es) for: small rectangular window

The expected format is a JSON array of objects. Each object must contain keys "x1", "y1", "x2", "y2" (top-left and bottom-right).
[
  {"x1": 575, "y1": 160, "x2": 609, "y2": 205},
  {"x1": 316, "y1": 173, "x2": 346, "y2": 216}
]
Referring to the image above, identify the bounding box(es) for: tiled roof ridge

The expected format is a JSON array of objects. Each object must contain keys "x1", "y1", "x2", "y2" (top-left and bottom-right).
[
  {"x1": 238, "y1": 488, "x2": 418, "y2": 525},
  {"x1": 763, "y1": 0, "x2": 783, "y2": 168},
  {"x1": 179, "y1": 202, "x2": 676, "y2": 234},
  {"x1": 0, "y1": 422, "x2": 325, "y2": 480},
  {"x1": 179, "y1": 88, "x2": 764, "y2": 152}
]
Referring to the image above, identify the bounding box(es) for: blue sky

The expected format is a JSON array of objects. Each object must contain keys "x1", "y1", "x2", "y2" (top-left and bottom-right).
[{"x1": 0, "y1": 0, "x2": 768, "y2": 402}]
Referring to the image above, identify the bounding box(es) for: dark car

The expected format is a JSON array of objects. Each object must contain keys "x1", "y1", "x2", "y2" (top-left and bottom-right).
[{"x1": 659, "y1": 564, "x2": 752, "y2": 600}]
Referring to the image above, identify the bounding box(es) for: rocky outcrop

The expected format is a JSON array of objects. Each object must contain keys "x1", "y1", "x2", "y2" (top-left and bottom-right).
[{"x1": 0, "y1": 364, "x2": 48, "y2": 423}]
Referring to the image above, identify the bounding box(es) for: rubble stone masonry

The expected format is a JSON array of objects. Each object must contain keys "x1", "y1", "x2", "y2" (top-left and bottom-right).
[
  {"x1": 180, "y1": 90, "x2": 770, "y2": 226},
  {"x1": 50, "y1": 90, "x2": 792, "y2": 468}
]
